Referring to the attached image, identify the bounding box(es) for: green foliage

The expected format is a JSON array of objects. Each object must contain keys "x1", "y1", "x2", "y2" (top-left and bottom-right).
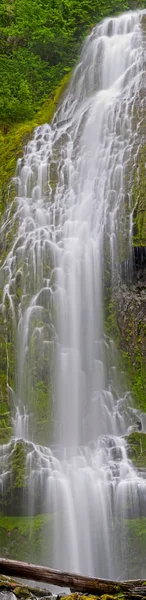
[
  {"x1": 0, "y1": 0, "x2": 145, "y2": 123},
  {"x1": 0, "y1": 72, "x2": 70, "y2": 219}
]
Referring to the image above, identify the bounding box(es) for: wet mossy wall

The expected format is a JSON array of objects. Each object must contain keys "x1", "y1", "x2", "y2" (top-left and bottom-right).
[
  {"x1": 104, "y1": 15, "x2": 146, "y2": 414},
  {"x1": 114, "y1": 280, "x2": 145, "y2": 412},
  {"x1": 105, "y1": 277, "x2": 146, "y2": 413},
  {"x1": 0, "y1": 514, "x2": 53, "y2": 564},
  {"x1": 0, "y1": 73, "x2": 71, "y2": 446},
  {"x1": 0, "y1": 439, "x2": 51, "y2": 517},
  {"x1": 132, "y1": 144, "x2": 146, "y2": 247},
  {"x1": 113, "y1": 516, "x2": 146, "y2": 580}
]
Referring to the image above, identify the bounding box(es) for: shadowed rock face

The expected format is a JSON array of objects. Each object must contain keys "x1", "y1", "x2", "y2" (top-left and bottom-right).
[
  {"x1": 110, "y1": 15, "x2": 146, "y2": 413},
  {"x1": 120, "y1": 247, "x2": 146, "y2": 283},
  {"x1": 112, "y1": 273, "x2": 146, "y2": 412},
  {"x1": 131, "y1": 14, "x2": 146, "y2": 247}
]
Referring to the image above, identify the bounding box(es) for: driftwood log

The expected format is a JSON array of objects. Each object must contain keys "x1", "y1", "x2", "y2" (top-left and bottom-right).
[{"x1": 0, "y1": 558, "x2": 146, "y2": 598}]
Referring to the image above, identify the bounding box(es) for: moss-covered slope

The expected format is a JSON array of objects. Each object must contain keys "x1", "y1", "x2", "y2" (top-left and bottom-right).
[{"x1": 0, "y1": 514, "x2": 53, "y2": 564}]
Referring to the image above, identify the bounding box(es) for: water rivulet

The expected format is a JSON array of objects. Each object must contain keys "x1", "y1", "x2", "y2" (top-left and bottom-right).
[{"x1": 0, "y1": 10, "x2": 146, "y2": 580}]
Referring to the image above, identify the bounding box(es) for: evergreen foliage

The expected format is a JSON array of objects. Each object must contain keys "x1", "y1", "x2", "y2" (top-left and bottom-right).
[{"x1": 0, "y1": 0, "x2": 145, "y2": 123}]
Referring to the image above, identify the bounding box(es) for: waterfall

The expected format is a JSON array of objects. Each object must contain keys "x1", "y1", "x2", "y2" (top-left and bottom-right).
[{"x1": 0, "y1": 9, "x2": 146, "y2": 580}]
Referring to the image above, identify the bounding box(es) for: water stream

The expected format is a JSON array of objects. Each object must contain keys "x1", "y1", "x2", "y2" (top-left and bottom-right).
[{"x1": 0, "y1": 9, "x2": 146, "y2": 580}]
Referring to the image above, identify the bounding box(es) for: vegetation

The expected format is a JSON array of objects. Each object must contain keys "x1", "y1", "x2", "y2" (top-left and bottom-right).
[
  {"x1": 0, "y1": 72, "x2": 70, "y2": 218},
  {"x1": 127, "y1": 431, "x2": 146, "y2": 468},
  {"x1": 0, "y1": 575, "x2": 54, "y2": 599},
  {"x1": 105, "y1": 283, "x2": 146, "y2": 413},
  {"x1": 0, "y1": 0, "x2": 146, "y2": 125},
  {"x1": 0, "y1": 514, "x2": 53, "y2": 563},
  {"x1": 132, "y1": 144, "x2": 146, "y2": 246}
]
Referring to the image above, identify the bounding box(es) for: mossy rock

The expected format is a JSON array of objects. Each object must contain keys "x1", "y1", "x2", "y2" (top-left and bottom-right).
[
  {"x1": 14, "y1": 588, "x2": 32, "y2": 599},
  {"x1": 132, "y1": 145, "x2": 146, "y2": 247},
  {"x1": 0, "y1": 575, "x2": 52, "y2": 599},
  {"x1": 0, "y1": 439, "x2": 28, "y2": 516},
  {"x1": 60, "y1": 595, "x2": 124, "y2": 600},
  {"x1": 104, "y1": 273, "x2": 146, "y2": 414},
  {"x1": 1, "y1": 438, "x2": 53, "y2": 516},
  {"x1": 126, "y1": 431, "x2": 146, "y2": 468}
]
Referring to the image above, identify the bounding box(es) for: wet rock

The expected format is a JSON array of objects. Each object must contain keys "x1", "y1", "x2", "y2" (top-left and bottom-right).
[
  {"x1": 110, "y1": 446, "x2": 123, "y2": 461},
  {"x1": 0, "y1": 576, "x2": 52, "y2": 600}
]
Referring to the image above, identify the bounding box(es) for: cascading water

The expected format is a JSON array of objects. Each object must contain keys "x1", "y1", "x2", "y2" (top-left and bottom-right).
[{"x1": 0, "y1": 9, "x2": 146, "y2": 580}]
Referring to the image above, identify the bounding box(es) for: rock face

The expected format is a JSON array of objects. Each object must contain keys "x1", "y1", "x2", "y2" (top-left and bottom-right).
[
  {"x1": 113, "y1": 267, "x2": 146, "y2": 412},
  {"x1": 106, "y1": 14, "x2": 146, "y2": 414}
]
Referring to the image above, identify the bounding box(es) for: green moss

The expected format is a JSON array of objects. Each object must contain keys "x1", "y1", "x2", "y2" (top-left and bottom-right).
[
  {"x1": 104, "y1": 268, "x2": 146, "y2": 413},
  {"x1": 121, "y1": 349, "x2": 146, "y2": 412},
  {"x1": 132, "y1": 145, "x2": 146, "y2": 247},
  {"x1": 0, "y1": 576, "x2": 51, "y2": 598},
  {"x1": 0, "y1": 330, "x2": 13, "y2": 443},
  {"x1": 0, "y1": 513, "x2": 53, "y2": 563},
  {"x1": 101, "y1": 597, "x2": 124, "y2": 600},
  {"x1": 0, "y1": 513, "x2": 50, "y2": 534},
  {"x1": 14, "y1": 588, "x2": 32, "y2": 598},
  {"x1": 0, "y1": 426, "x2": 13, "y2": 445},
  {"x1": 60, "y1": 593, "x2": 123, "y2": 600},
  {"x1": 126, "y1": 432, "x2": 146, "y2": 468},
  {"x1": 10, "y1": 440, "x2": 26, "y2": 488},
  {"x1": 62, "y1": 596, "x2": 99, "y2": 600},
  {"x1": 0, "y1": 72, "x2": 71, "y2": 442},
  {"x1": 115, "y1": 299, "x2": 146, "y2": 412},
  {"x1": 0, "y1": 293, "x2": 16, "y2": 437},
  {"x1": 119, "y1": 517, "x2": 146, "y2": 579},
  {"x1": 0, "y1": 440, "x2": 28, "y2": 515},
  {"x1": 105, "y1": 301, "x2": 120, "y2": 346},
  {"x1": 0, "y1": 71, "x2": 71, "y2": 221}
]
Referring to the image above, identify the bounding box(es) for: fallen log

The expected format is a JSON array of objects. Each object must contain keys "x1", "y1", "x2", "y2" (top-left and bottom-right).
[{"x1": 0, "y1": 558, "x2": 146, "y2": 597}]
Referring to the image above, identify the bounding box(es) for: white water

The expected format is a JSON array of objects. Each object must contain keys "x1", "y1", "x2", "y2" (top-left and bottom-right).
[{"x1": 0, "y1": 9, "x2": 146, "y2": 579}]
